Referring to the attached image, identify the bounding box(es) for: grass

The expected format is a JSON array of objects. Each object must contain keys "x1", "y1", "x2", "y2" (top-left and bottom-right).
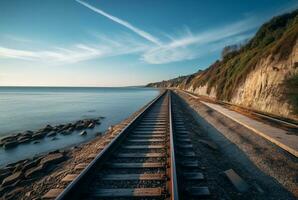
[
  {"x1": 188, "y1": 9, "x2": 298, "y2": 101},
  {"x1": 147, "y1": 9, "x2": 298, "y2": 114}
]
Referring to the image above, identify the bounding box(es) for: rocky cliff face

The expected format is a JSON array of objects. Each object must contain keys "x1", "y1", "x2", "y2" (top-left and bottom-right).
[
  {"x1": 147, "y1": 10, "x2": 298, "y2": 121},
  {"x1": 230, "y1": 43, "x2": 298, "y2": 119}
]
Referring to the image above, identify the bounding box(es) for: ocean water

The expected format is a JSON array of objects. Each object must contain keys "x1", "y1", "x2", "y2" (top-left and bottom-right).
[{"x1": 0, "y1": 87, "x2": 159, "y2": 166}]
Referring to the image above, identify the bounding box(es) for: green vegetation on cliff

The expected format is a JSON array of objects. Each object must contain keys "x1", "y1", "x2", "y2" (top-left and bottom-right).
[
  {"x1": 191, "y1": 9, "x2": 298, "y2": 101},
  {"x1": 148, "y1": 9, "x2": 298, "y2": 101},
  {"x1": 147, "y1": 9, "x2": 298, "y2": 116}
]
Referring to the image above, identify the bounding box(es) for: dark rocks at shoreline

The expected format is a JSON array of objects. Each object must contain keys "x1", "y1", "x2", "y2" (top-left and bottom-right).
[
  {"x1": 0, "y1": 117, "x2": 103, "y2": 150},
  {"x1": 95, "y1": 132, "x2": 102, "y2": 136},
  {"x1": 79, "y1": 130, "x2": 87, "y2": 136},
  {"x1": 1, "y1": 172, "x2": 22, "y2": 187},
  {"x1": 0, "y1": 151, "x2": 67, "y2": 196},
  {"x1": 46, "y1": 131, "x2": 57, "y2": 137},
  {"x1": 2, "y1": 141, "x2": 18, "y2": 149}
]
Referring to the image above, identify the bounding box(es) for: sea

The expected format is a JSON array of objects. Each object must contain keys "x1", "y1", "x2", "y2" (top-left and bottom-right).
[{"x1": 0, "y1": 86, "x2": 159, "y2": 166}]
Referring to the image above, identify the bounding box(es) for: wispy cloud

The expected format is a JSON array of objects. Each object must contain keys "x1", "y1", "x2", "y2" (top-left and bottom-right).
[
  {"x1": 76, "y1": 0, "x2": 161, "y2": 45},
  {"x1": 0, "y1": 45, "x2": 103, "y2": 63},
  {"x1": 0, "y1": 17, "x2": 255, "y2": 65},
  {"x1": 0, "y1": 4, "x2": 274, "y2": 65},
  {"x1": 0, "y1": 34, "x2": 149, "y2": 64},
  {"x1": 3, "y1": 35, "x2": 33, "y2": 43},
  {"x1": 142, "y1": 20, "x2": 257, "y2": 64}
]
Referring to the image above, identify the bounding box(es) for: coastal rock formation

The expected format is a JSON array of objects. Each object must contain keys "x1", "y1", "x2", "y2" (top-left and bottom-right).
[
  {"x1": 147, "y1": 10, "x2": 298, "y2": 121},
  {"x1": 1, "y1": 172, "x2": 22, "y2": 187},
  {"x1": 0, "y1": 99, "x2": 154, "y2": 199},
  {"x1": 79, "y1": 131, "x2": 87, "y2": 136},
  {"x1": 0, "y1": 151, "x2": 67, "y2": 196},
  {"x1": 0, "y1": 117, "x2": 103, "y2": 150}
]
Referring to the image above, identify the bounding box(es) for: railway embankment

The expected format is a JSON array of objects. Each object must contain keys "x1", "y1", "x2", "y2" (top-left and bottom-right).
[{"x1": 174, "y1": 90, "x2": 298, "y2": 198}]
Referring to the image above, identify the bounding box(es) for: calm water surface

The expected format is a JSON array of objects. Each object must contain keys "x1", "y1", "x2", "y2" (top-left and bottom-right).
[{"x1": 0, "y1": 87, "x2": 159, "y2": 166}]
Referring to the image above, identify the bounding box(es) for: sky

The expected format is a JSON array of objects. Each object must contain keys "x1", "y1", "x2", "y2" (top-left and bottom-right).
[{"x1": 0, "y1": 0, "x2": 297, "y2": 87}]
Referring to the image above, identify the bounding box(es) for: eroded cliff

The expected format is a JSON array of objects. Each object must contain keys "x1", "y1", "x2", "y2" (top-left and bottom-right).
[{"x1": 147, "y1": 10, "x2": 298, "y2": 120}]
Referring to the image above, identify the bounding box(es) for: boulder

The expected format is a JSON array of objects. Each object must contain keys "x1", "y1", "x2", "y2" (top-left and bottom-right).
[
  {"x1": 6, "y1": 159, "x2": 26, "y2": 168},
  {"x1": 0, "y1": 171, "x2": 12, "y2": 183},
  {"x1": 2, "y1": 187, "x2": 24, "y2": 200},
  {"x1": 40, "y1": 153, "x2": 66, "y2": 167},
  {"x1": 0, "y1": 166, "x2": 12, "y2": 174},
  {"x1": 0, "y1": 135, "x2": 18, "y2": 145},
  {"x1": 60, "y1": 130, "x2": 71, "y2": 135},
  {"x1": 64, "y1": 123, "x2": 72, "y2": 130},
  {"x1": 17, "y1": 135, "x2": 31, "y2": 144},
  {"x1": 1, "y1": 171, "x2": 22, "y2": 187},
  {"x1": 58, "y1": 124, "x2": 64, "y2": 128},
  {"x1": 44, "y1": 125, "x2": 53, "y2": 132},
  {"x1": 17, "y1": 134, "x2": 31, "y2": 141},
  {"x1": 23, "y1": 130, "x2": 33, "y2": 135},
  {"x1": 31, "y1": 132, "x2": 46, "y2": 140},
  {"x1": 79, "y1": 131, "x2": 87, "y2": 136},
  {"x1": 3, "y1": 140, "x2": 18, "y2": 149},
  {"x1": 47, "y1": 131, "x2": 57, "y2": 137},
  {"x1": 87, "y1": 123, "x2": 95, "y2": 129},
  {"x1": 67, "y1": 127, "x2": 74, "y2": 132},
  {"x1": 12, "y1": 162, "x2": 25, "y2": 173},
  {"x1": 75, "y1": 123, "x2": 85, "y2": 130},
  {"x1": 0, "y1": 181, "x2": 20, "y2": 197},
  {"x1": 22, "y1": 158, "x2": 41, "y2": 172},
  {"x1": 83, "y1": 120, "x2": 90, "y2": 127},
  {"x1": 24, "y1": 164, "x2": 44, "y2": 178},
  {"x1": 18, "y1": 138, "x2": 31, "y2": 144}
]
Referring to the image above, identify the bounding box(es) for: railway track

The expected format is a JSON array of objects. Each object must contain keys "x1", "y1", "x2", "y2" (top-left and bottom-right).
[
  {"x1": 179, "y1": 89, "x2": 298, "y2": 129},
  {"x1": 55, "y1": 90, "x2": 210, "y2": 200}
]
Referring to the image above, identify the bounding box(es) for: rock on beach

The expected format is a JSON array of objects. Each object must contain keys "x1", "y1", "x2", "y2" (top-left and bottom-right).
[{"x1": 79, "y1": 131, "x2": 87, "y2": 136}]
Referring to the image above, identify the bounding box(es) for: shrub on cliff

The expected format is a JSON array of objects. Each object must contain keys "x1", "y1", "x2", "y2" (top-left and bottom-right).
[{"x1": 190, "y1": 9, "x2": 298, "y2": 101}]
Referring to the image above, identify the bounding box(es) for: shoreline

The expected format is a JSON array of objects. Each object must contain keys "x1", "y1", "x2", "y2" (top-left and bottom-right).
[
  {"x1": 0, "y1": 90, "x2": 162, "y2": 200},
  {"x1": 0, "y1": 118, "x2": 103, "y2": 167}
]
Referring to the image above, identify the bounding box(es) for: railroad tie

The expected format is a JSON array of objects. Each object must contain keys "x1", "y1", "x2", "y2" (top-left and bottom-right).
[
  {"x1": 90, "y1": 188, "x2": 163, "y2": 197},
  {"x1": 115, "y1": 152, "x2": 165, "y2": 158},
  {"x1": 61, "y1": 174, "x2": 79, "y2": 183},
  {"x1": 42, "y1": 189, "x2": 64, "y2": 199},
  {"x1": 185, "y1": 186, "x2": 210, "y2": 197},
  {"x1": 74, "y1": 163, "x2": 88, "y2": 171},
  {"x1": 122, "y1": 145, "x2": 165, "y2": 149},
  {"x1": 100, "y1": 173, "x2": 165, "y2": 181},
  {"x1": 107, "y1": 162, "x2": 164, "y2": 169},
  {"x1": 127, "y1": 139, "x2": 164, "y2": 143},
  {"x1": 183, "y1": 172, "x2": 204, "y2": 180}
]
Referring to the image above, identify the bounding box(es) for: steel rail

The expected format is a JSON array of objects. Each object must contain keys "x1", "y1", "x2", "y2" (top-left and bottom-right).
[
  {"x1": 178, "y1": 89, "x2": 298, "y2": 128},
  {"x1": 168, "y1": 91, "x2": 179, "y2": 200},
  {"x1": 55, "y1": 90, "x2": 167, "y2": 200}
]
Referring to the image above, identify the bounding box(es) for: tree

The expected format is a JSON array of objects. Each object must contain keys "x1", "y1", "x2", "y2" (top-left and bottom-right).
[{"x1": 221, "y1": 44, "x2": 239, "y2": 59}]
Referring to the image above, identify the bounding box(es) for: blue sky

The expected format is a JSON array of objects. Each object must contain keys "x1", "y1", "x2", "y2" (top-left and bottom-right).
[{"x1": 0, "y1": 0, "x2": 297, "y2": 86}]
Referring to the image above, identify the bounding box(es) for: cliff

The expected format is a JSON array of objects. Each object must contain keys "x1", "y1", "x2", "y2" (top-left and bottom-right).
[{"x1": 147, "y1": 9, "x2": 298, "y2": 121}]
